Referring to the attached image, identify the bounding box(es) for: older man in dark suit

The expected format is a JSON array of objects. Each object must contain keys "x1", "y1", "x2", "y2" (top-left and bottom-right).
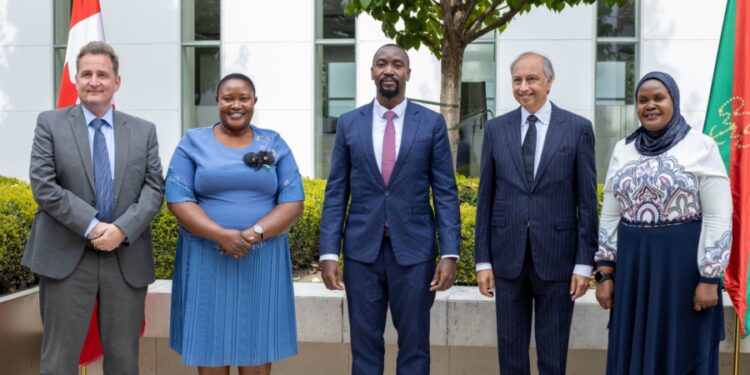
[
  {"x1": 474, "y1": 52, "x2": 598, "y2": 375},
  {"x1": 23, "y1": 41, "x2": 163, "y2": 375},
  {"x1": 319, "y1": 44, "x2": 461, "y2": 375}
]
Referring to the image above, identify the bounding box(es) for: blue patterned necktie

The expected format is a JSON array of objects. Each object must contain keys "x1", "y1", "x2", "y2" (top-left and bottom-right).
[
  {"x1": 92, "y1": 118, "x2": 114, "y2": 222},
  {"x1": 522, "y1": 114, "x2": 538, "y2": 186}
]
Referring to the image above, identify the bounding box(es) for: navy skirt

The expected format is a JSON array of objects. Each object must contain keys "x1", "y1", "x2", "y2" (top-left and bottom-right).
[{"x1": 606, "y1": 220, "x2": 724, "y2": 375}]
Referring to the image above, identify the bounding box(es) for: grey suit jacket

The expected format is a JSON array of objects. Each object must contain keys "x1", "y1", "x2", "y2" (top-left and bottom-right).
[{"x1": 23, "y1": 104, "x2": 164, "y2": 288}]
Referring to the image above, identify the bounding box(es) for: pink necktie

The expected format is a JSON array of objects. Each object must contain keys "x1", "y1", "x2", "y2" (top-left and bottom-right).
[{"x1": 381, "y1": 111, "x2": 397, "y2": 185}]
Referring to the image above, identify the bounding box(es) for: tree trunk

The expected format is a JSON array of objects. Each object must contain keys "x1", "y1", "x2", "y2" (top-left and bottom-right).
[{"x1": 440, "y1": 41, "x2": 465, "y2": 168}]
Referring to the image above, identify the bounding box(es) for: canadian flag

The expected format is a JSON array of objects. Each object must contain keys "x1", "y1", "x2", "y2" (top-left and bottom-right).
[{"x1": 57, "y1": 0, "x2": 105, "y2": 108}]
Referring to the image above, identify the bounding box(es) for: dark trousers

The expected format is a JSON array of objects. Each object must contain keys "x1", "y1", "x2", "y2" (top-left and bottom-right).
[
  {"x1": 344, "y1": 236, "x2": 436, "y2": 375},
  {"x1": 38, "y1": 249, "x2": 147, "y2": 375},
  {"x1": 494, "y1": 240, "x2": 574, "y2": 375}
]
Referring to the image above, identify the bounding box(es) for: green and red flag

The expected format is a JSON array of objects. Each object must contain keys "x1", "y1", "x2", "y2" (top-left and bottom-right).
[{"x1": 703, "y1": 0, "x2": 750, "y2": 337}]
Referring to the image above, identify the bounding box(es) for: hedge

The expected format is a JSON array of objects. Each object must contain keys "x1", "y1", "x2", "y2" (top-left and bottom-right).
[
  {"x1": 0, "y1": 174, "x2": 603, "y2": 295},
  {"x1": 0, "y1": 177, "x2": 37, "y2": 294}
]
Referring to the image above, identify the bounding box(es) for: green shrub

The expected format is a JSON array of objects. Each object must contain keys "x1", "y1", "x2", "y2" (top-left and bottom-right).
[
  {"x1": 152, "y1": 203, "x2": 179, "y2": 279},
  {"x1": 0, "y1": 174, "x2": 603, "y2": 293},
  {"x1": 0, "y1": 178, "x2": 37, "y2": 294},
  {"x1": 456, "y1": 203, "x2": 477, "y2": 286},
  {"x1": 288, "y1": 178, "x2": 326, "y2": 270},
  {"x1": 456, "y1": 175, "x2": 479, "y2": 206},
  {"x1": 0, "y1": 176, "x2": 26, "y2": 186}
]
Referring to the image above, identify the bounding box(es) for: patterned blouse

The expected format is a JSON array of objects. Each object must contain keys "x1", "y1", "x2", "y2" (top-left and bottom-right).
[{"x1": 595, "y1": 130, "x2": 732, "y2": 282}]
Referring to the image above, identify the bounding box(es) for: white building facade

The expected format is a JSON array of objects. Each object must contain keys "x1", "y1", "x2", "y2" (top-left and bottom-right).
[{"x1": 0, "y1": 0, "x2": 727, "y2": 182}]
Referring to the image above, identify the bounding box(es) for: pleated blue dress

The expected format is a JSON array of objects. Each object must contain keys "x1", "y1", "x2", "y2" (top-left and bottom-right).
[{"x1": 166, "y1": 125, "x2": 303, "y2": 366}]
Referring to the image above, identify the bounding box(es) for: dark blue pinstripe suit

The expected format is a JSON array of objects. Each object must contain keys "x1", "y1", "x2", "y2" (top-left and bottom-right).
[
  {"x1": 320, "y1": 100, "x2": 461, "y2": 374},
  {"x1": 475, "y1": 103, "x2": 598, "y2": 374}
]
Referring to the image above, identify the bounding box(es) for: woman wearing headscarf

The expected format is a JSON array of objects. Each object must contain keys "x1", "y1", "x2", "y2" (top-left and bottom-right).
[{"x1": 594, "y1": 71, "x2": 732, "y2": 375}]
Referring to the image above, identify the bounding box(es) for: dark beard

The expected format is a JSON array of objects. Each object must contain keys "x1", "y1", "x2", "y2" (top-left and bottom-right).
[{"x1": 378, "y1": 80, "x2": 400, "y2": 98}]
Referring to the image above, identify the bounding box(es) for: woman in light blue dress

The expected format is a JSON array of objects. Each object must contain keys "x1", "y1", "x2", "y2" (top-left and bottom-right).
[{"x1": 166, "y1": 73, "x2": 304, "y2": 375}]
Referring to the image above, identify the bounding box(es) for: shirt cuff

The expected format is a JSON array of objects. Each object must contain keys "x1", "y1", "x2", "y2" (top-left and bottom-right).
[
  {"x1": 84, "y1": 218, "x2": 100, "y2": 238},
  {"x1": 441, "y1": 254, "x2": 459, "y2": 261},
  {"x1": 573, "y1": 264, "x2": 593, "y2": 277},
  {"x1": 320, "y1": 254, "x2": 339, "y2": 262},
  {"x1": 476, "y1": 262, "x2": 492, "y2": 272}
]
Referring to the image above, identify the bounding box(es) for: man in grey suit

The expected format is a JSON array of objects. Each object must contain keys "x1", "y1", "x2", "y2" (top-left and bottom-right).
[{"x1": 23, "y1": 41, "x2": 163, "y2": 375}]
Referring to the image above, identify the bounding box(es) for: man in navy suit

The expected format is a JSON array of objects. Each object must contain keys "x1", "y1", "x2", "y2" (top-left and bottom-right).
[
  {"x1": 319, "y1": 44, "x2": 461, "y2": 375},
  {"x1": 474, "y1": 52, "x2": 598, "y2": 374}
]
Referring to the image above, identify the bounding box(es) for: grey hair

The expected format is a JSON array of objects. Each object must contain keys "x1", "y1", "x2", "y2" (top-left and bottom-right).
[{"x1": 510, "y1": 51, "x2": 554, "y2": 81}]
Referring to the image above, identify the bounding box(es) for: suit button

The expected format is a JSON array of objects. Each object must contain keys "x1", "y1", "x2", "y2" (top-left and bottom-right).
[{"x1": 385, "y1": 191, "x2": 390, "y2": 197}]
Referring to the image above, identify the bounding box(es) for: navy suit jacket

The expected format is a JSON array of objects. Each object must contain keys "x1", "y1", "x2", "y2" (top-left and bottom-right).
[
  {"x1": 474, "y1": 103, "x2": 597, "y2": 281},
  {"x1": 320, "y1": 100, "x2": 461, "y2": 266}
]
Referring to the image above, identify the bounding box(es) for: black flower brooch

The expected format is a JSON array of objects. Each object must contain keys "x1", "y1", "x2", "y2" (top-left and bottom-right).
[{"x1": 243, "y1": 151, "x2": 275, "y2": 170}]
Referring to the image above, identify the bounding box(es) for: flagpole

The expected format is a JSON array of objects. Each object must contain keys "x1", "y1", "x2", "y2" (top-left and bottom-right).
[
  {"x1": 734, "y1": 314, "x2": 741, "y2": 375},
  {"x1": 80, "y1": 365, "x2": 87, "y2": 375}
]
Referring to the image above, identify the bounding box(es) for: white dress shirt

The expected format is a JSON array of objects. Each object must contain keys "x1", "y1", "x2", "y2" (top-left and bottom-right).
[{"x1": 476, "y1": 100, "x2": 592, "y2": 277}]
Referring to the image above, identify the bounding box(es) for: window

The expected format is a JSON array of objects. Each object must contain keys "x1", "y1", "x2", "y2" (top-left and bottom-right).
[
  {"x1": 458, "y1": 38, "x2": 496, "y2": 177},
  {"x1": 595, "y1": 0, "x2": 638, "y2": 182},
  {"x1": 182, "y1": 0, "x2": 221, "y2": 132},
  {"x1": 53, "y1": 0, "x2": 73, "y2": 106},
  {"x1": 314, "y1": 0, "x2": 356, "y2": 178}
]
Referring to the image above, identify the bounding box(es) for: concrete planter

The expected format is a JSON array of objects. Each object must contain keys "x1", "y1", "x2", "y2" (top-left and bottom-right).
[
  {"x1": 2, "y1": 282, "x2": 749, "y2": 374},
  {"x1": 0, "y1": 287, "x2": 42, "y2": 374}
]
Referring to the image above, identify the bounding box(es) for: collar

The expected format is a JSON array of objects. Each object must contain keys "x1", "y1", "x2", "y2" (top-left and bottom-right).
[
  {"x1": 521, "y1": 99, "x2": 552, "y2": 125},
  {"x1": 82, "y1": 104, "x2": 115, "y2": 127},
  {"x1": 373, "y1": 98, "x2": 408, "y2": 120}
]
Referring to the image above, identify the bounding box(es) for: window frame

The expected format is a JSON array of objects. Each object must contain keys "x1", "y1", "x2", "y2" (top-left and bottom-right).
[
  {"x1": 181, "y1": 0, "x2": 221, "y2": 133},
  {"x1": 592, "y1": 0, "x2": 640, "y2": 183},
  {"x1": 314, "y1": 0, "x2": 356, "y2": 178}
]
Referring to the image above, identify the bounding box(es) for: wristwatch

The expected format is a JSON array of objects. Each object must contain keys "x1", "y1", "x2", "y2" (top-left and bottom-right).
[
  {"x1": 594, "y1": 271, "x2": 615, "y2": 283},
  {"x1": 252, "y1": 224, "x2": 264, "y2": 241}
]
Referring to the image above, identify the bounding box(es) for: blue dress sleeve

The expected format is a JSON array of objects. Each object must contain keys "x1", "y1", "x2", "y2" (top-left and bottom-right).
[
  {"x1": 165, "y1": 134, "x2": 198, "y2": 203},
  {"x1": 273, "y1": 135, "x2": 304, "y2": 203}
]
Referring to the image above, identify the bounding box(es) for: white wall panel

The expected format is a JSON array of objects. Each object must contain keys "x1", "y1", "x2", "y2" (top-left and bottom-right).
[
  {"x1": 0, "y1": 111, "x2": 37, "y2": 180},
  {"x1": 122, "y1": 110, "x2": 182, "y2": 174},
  {"x1": 496, "y1": 40, "x2": 594, "y2": 114},
  {"x1": 684, "y1": 110, "x2": 708, "y2": 131},
  {"x1": 101, "y1": 0, "x2": 180, "y2": 43},
  {"x1": 501, "y1": 4, "x2": 595, "y2": 40},
  {"x1": 0, "y1": 46, "x2": 53, "y2": 111},
  {"x1": 223, "y1": 0, "x2": 313, "y2": 43},
  {"x1": 642, "y1": 0, "x2": 726, "y2": 40},
  {"x1": 245, "y1": 109, "x2": 314, "y2": 178},
  {"x1": 110, "y1": 43, "x2": 181, "y2": 111},
  {"x1": 3, "y1": 0, "x2": 51, "y2": 46},
  {"x1": 223, "y1": 42, "x2": 313, "y2": 112},
  {"x1": 356, "y1": 13, "x2": 390, "y2": 42}
]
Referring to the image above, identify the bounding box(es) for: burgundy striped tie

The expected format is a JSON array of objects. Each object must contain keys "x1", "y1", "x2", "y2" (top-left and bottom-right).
[{"x1": 381, "y1": 110, "x2": 397, "y2": 184}]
